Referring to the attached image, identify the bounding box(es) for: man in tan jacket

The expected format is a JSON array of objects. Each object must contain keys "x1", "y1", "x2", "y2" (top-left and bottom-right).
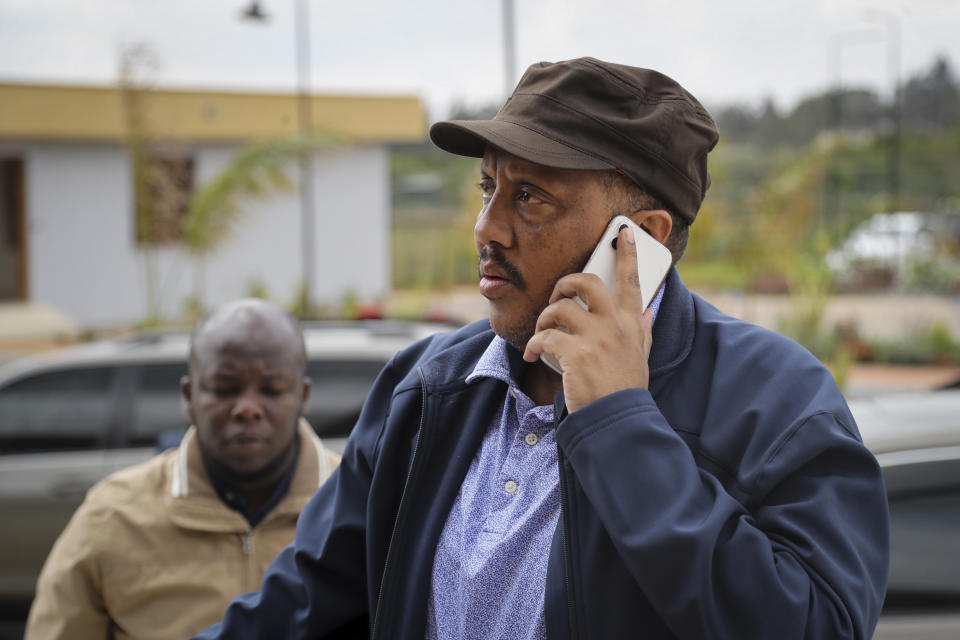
[{"x1": 25, "y1": 298, "x2": 341, "y2": 640}]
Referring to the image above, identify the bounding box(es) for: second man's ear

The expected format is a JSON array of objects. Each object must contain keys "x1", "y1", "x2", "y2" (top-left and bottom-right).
[
  {"x1": 180, "y1": 375, "x2": 194, "y2": 425},
  {"x1": 300, "y1": 377, "x2": 312, "y2": 415}
]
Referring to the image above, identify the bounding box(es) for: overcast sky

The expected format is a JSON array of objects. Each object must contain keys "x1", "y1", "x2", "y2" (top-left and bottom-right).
[{"x1": 1, "y1": 0, "x2": 958, "y2": 121}]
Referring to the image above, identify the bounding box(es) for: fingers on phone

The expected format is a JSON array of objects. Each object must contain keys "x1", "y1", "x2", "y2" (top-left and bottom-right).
[
  {"x1": 641, "y1": 308, "x2": 655, "y2": 357},
  {"x1": 523, "y1": 326, "x2": 574, "y2": 364},
  {"x1": 550, "y1": 273, "x2": 610, "y2": 311},
  {"x1": 615, "y1": 226, "x2": 644, "y2": 306},
  {"x1": 536, "y1": 297, "x2": 588, "y2": 334}
]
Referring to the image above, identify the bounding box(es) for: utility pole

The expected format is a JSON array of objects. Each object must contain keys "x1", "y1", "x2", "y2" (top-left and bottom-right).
[
  {"x1": 863, "y1": 8, "x2": 902, "y2": 213},
  {"x1": 503, "y1": 0, "x2": 516, "y2": 100},
  {"x1": 294, "y1": 0, "x2": 316, "y2": 311}
]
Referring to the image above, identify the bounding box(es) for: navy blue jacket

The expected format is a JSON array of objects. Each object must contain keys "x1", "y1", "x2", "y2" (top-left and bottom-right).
[{"x1": 196, "y1": 270, "x2": 889, "y2": 639}]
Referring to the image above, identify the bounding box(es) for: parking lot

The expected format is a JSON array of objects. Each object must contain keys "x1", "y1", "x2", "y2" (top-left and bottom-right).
[{"x1": 1, "y1": 309, "x2": 958, "y2": 638}]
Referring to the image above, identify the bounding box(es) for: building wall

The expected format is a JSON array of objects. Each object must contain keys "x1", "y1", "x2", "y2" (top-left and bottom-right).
[{"x1": 0, "y1": 141, "x2": 390, "y2": 326}]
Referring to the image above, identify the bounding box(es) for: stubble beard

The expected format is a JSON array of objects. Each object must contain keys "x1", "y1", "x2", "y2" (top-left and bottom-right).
[
  {"x1": 489, "y1": 248, "x2": 593, "y2": 353},
  {"x1": 198, "y1": 427, "x2": 300, "y2": 487}
]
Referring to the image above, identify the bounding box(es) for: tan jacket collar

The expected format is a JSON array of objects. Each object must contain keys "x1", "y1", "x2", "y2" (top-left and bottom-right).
[{"x1": 165, "y1": 418, "x2": 327, "y2": 533}]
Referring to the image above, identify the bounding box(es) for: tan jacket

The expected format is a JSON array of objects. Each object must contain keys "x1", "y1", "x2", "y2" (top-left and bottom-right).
[{"x1": 25, "y1": 419, "x2": 340, "y2": 640}]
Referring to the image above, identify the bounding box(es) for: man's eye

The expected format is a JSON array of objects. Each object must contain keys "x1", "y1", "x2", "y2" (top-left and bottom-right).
[
  {"x1": 211, "y1": 386, "x2": 239, "y2": 396},
  {"x1": 477, "y1": 178, "x2": 494, "y2": 195},
  {"x1": 517, "y1": 189, "x2": 537, "y2": 203}
]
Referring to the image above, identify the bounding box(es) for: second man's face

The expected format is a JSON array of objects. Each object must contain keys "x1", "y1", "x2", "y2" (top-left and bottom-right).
[
  {"x1": 474, "y1": 148, "x2": 617, "y2": 351},
  {"x1": 185, "y1": 330, "x2": 308, "y2": 479}
]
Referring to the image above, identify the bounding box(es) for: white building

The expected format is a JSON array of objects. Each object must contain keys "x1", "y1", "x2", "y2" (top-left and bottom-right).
[{"x1": 0, "y1": 83, "x2": 425, "y2": 327}]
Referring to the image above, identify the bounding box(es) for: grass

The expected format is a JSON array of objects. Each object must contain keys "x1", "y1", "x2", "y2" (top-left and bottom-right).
[
  {"x1": 676, "y1": 259, "x2": 752, "y2": 291},
  {"x1": 392, "y1": 221, "x2": 475, "y2": 289}
]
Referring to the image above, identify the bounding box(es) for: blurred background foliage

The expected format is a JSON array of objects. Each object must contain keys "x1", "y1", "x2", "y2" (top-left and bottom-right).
[{"x1": 389, "y1": 57, "x2": 960, "y2": 369}]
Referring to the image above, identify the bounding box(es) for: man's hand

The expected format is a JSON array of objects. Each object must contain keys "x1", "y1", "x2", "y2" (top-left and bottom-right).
[{"x1": 523, "y1": 226, "x2": 654, "y2": 412}]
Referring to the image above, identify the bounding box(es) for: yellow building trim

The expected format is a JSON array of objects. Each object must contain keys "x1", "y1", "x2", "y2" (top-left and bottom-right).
[{"x1": 0, "y1": 83, "x2": 426, "y2": 143}]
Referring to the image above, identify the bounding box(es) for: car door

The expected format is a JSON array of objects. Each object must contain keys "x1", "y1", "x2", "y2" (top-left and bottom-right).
[
  {"x1": 121, "y1": 360, "x2": 190, "y2": 450},
  {"x1": 873, "y1": 449, "x2": 960, "y2": 639},
  {"x1": 0, "y1": 365, "x2": 121, "y2": 606},
  {"x1": 304, "y1": 358, "x2": 388, "y2": 452}
]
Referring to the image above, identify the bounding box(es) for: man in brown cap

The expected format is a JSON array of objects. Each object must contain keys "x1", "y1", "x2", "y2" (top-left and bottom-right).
[{"x1": 197, "y1": 58, "x2": 888, "y2": 639}]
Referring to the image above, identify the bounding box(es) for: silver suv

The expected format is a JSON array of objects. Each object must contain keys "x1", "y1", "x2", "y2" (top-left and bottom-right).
[
  {"x1": 0, "y1": 320, "x2": 450, "y2": 628},
  {"x1": 850, "y1": 388, "x2": 960, "y2": 640}
]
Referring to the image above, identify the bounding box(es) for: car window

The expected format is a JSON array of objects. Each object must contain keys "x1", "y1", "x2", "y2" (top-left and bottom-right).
[
  {"x1": 0, "y1": 367, "x2": 117, "y2": 452},
  {"x1": 305, "y1": 359, "x2": 387, "y2": 438},
  {"x1": 128, "y1": 363, "x2": 189, "y2": 449},
  {"x1": 885, "y1": 489, "x2": 960, "y2": 610},
  {"x1": 122, "y1": 358, "x2": 387, "y2": 448}
]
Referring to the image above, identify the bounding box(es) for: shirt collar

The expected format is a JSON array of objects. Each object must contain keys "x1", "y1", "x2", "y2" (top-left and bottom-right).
[
  {"x1": 466, "y1": 334, "x2": 520, "y2": 387},
  {"x1": 647, "y1": 279, "x2": 666, "y2": 319},
  {"x1": 206, "y1": 434, "x2": 301, "y2": 528}
]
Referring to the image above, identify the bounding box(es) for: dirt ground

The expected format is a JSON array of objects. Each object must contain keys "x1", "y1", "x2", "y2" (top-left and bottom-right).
[{"x1": 845, "y1": 363, "x2": 960, "y2": 395}]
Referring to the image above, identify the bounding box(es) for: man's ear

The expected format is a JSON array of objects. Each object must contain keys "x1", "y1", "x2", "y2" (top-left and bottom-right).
[
  {"x1": 180, "y1": 375, "x2": 194, "y2": 425},
  {"x1": 300, "y1": 377, "x2": 312, "y2": 416},
  {"x1": 632, "y1": 209, "x2": 672, "y2": 244}
]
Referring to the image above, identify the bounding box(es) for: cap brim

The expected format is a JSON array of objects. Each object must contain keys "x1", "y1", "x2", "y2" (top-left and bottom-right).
[{"x1": 429, "y1": 119, "x2": 614, "y2": 171}]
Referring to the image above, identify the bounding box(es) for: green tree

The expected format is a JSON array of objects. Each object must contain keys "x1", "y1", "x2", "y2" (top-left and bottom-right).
[
  {"x1": 901, "y1": 57, "x2": 960, "y2": 130},
  {"x1": 182, "y1": 132, "x2": 340, "y2": 310}
]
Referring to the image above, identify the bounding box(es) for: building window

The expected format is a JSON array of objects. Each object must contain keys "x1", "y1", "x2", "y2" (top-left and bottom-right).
[
  {"x1": 0, "y1": 158, "x2": 25, "y2": 300},
  {"x1": 135, "y1": 154, "x2": 194, "y2": 245}
]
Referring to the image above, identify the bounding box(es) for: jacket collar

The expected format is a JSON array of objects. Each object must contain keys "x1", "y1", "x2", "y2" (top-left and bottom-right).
[
  {"x1": 417, "y1": 323, "x2": 500, "y2": 391},
  {"x1": 649, "y1": 267, "x2": 696, "y2": 377},
  {"x1": 165, "y1": 418, "x2": 326, "y2": 533}
]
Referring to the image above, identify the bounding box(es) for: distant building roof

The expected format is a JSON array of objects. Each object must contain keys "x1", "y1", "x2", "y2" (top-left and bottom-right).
[{"x1": 0, "y1": 82, "x2": 426, "y2": 144}]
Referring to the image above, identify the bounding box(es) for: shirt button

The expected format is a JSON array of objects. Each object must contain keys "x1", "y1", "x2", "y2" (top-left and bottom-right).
[
  {"x1": 524, "y1": 433, "x2": 539, "y2": 446},
  {"x1": 504, "y1": 480, "x2": 518, "y2": 494}
]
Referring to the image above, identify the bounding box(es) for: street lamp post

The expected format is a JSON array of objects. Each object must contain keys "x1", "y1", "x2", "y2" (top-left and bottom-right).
[
  {"x1": 827, "y1": 30, "x2": 884, "y2": 130},
  {"x1": 862, "y1": 8, "x2": 902, "y2": 213},
  {"x1": 242, "y1": 0, "x2": 316, "y2": 313}
]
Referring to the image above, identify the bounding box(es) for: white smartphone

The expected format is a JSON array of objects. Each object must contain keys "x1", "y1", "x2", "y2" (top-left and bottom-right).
[{"x1": 540, "y1": 214, "x2": 672, "y2": 373}]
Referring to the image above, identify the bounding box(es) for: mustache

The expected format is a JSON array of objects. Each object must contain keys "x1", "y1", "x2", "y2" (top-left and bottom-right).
[{"x1": 478, "y1": 246, "x2": 527, "y2": 291}]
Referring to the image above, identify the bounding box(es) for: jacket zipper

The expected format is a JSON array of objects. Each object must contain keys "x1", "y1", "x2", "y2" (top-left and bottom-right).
[
  {"x1": 556, "y1": 401, "x2": 578, "y2": 640},
  {"x1": 371, "y1": 367, "x2": 428, "y2": 640},
  {"x1": 241, "y1": 531, "x2": 254, "y2": 554},
  {"x1": 239, "y1": 530, "x2": 255, "y2": 594}
]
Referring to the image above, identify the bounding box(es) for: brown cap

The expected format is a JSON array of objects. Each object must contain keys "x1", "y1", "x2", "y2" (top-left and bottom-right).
[{"x1": 430, "y1": 57, "x2": 719, "y2": 224}]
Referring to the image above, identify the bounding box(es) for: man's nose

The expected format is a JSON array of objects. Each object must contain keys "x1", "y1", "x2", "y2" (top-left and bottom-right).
[
  {"x1": 474, "y1": 195, "x2": 514, "y2": 249},
  {"x1": 231, "y1": 392, "x2": 264, "y2": 421}
]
